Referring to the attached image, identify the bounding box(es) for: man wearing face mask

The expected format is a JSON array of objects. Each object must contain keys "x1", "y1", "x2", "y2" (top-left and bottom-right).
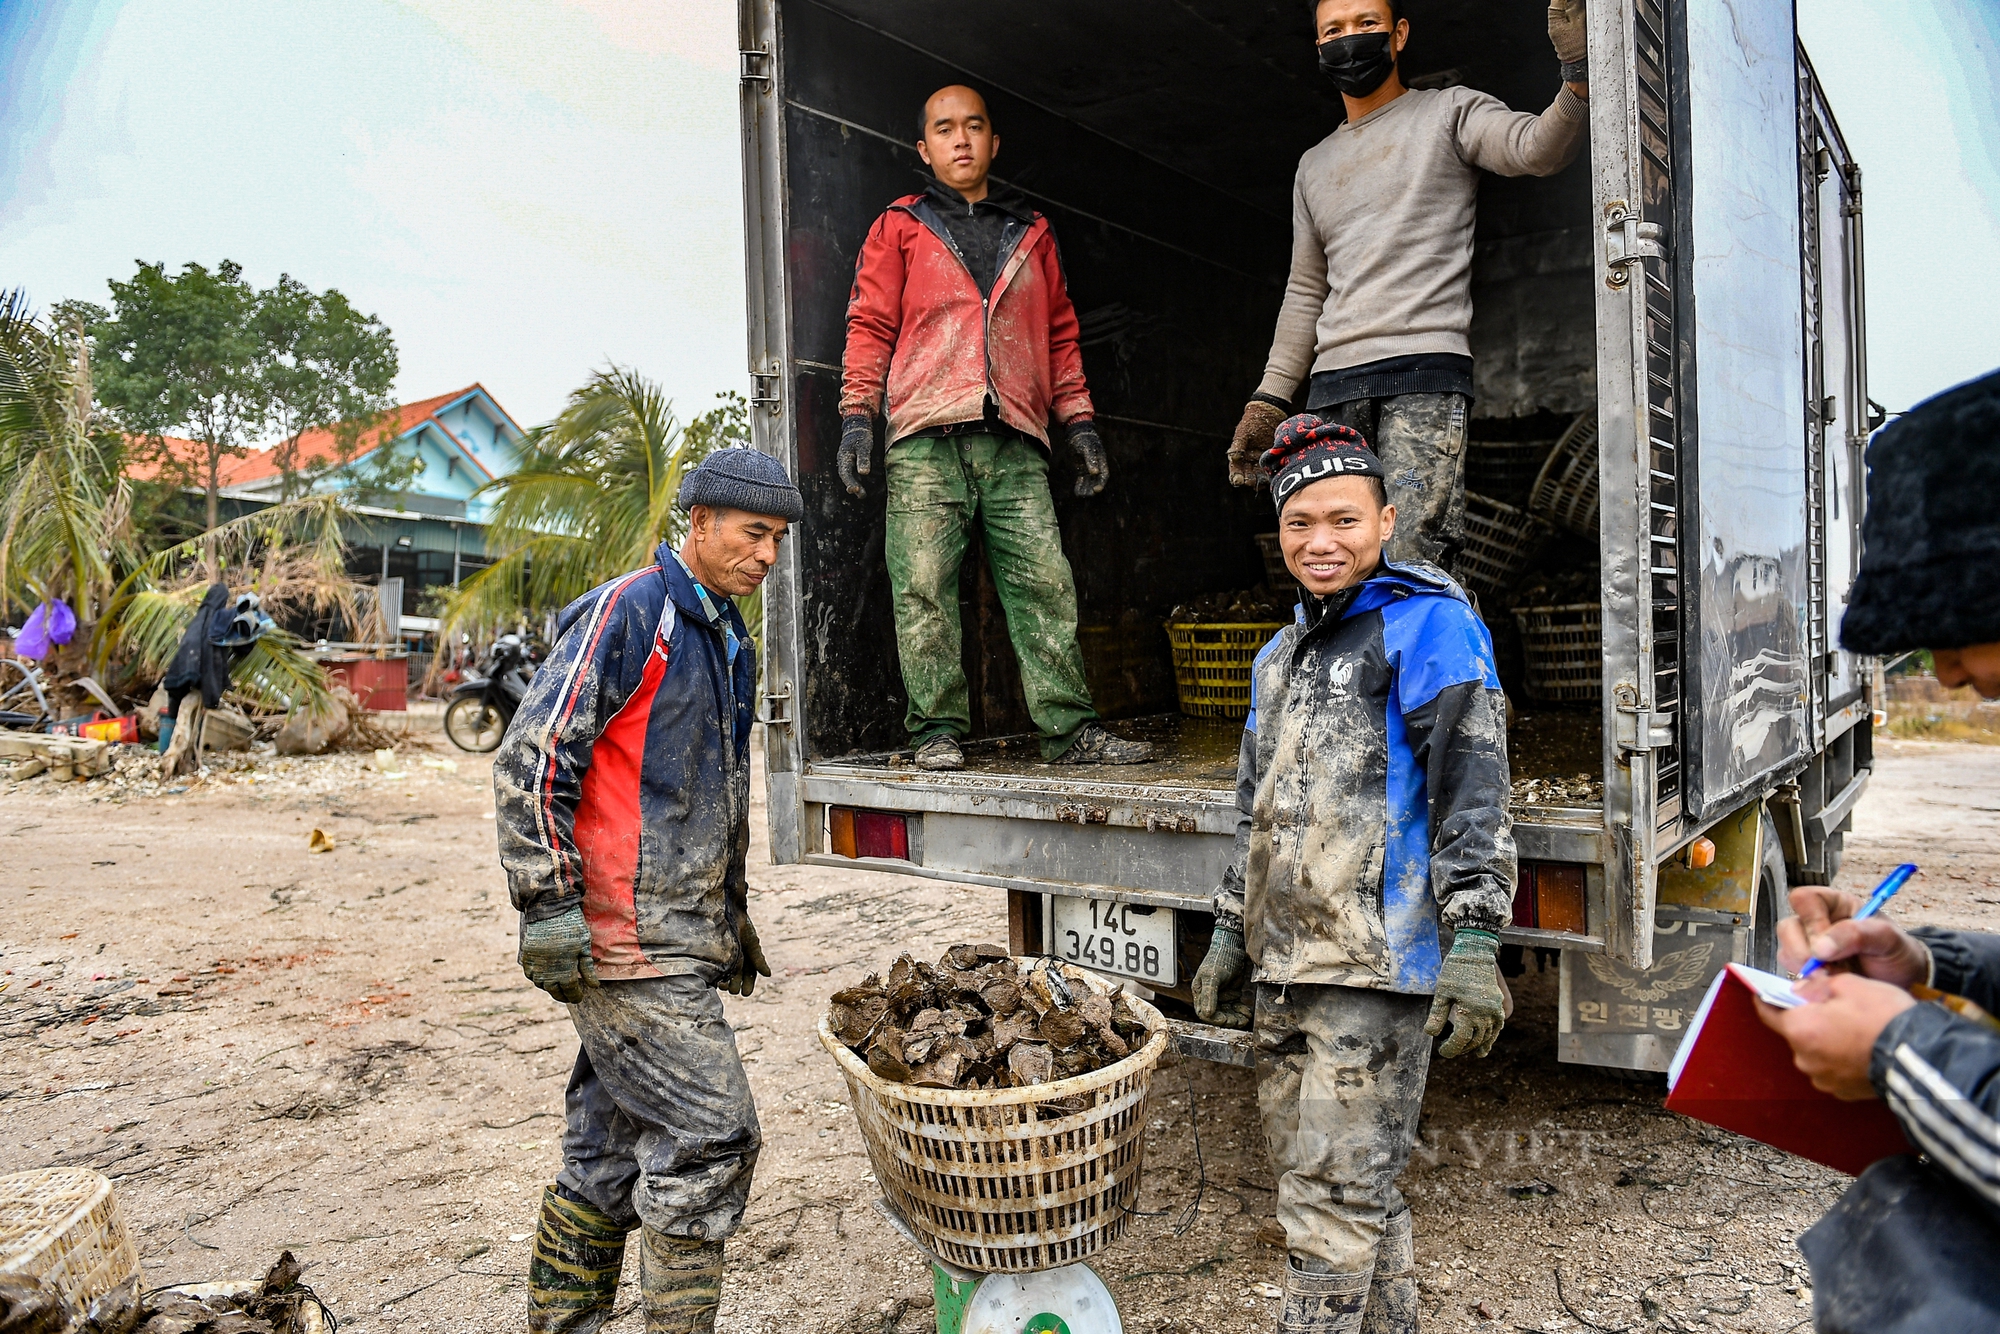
[{"x1": 1226, "y1": 0, "x2": 1590, "y2": 574}]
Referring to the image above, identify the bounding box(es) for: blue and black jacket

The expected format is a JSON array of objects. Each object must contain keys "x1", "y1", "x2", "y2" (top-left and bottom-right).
[
  {"x1": 493, "y1": 541, "x2": 755, "y2": 982},
  {"x1": 1215, "y1": 559, "x2": 1515, "y2": 994}
]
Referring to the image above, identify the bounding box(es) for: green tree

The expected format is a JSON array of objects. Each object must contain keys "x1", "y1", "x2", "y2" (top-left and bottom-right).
[
  {"x1": 91, "y1": 260, "x2": 269, "y2": 542},
  {"x1": 444, "y1": 370, "x2": 755, "y2": 637},
  {"x1": 0, "y1": 290, "x2": 130, "y2": 622},
  {"x1": 258, "y1": 274, "x2": 400, "y2": 497}
]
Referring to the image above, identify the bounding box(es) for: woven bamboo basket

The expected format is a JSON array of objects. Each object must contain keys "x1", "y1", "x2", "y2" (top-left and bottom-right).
[
  {"x1": 1512, "y1": 603, "x2": 1603, "y2": 703},
  {"x1": 1527, "y1": 412, "x2": 1601, "y2": 536},
  {"x1": 1458, "y1": 492, "x2": 1552, "y2": 597},
  {"x1": 820, "y1": 964, "x2": 1171, "y2": 1274},
  {"x1": 0, "y1": 1168, "x2": 140, "y2": 1324}
]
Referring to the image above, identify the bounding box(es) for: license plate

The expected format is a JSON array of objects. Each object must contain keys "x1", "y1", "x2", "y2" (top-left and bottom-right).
[{"x1": 1050, "y1": 897, "x2": 1177, "y2": 987}]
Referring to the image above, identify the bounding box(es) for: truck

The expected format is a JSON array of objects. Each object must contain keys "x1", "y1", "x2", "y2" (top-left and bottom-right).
[{"x1": 733, "y1": 0, "x2": 1875, "y2": 1072}]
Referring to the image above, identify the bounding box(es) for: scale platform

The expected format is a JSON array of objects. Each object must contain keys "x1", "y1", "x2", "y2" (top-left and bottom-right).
[{"x1": 872, "y1": 1199, "x2": 1124, "y2": 1334}]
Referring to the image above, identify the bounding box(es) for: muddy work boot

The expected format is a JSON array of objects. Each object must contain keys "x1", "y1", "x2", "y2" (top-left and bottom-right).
[
  {"x1": 913, "y1": 734, "x2": 964, "y2": 771},
  {"x1": 1051, "y1": 722, "x2": 1154, "y2": 765},
  {"x1": 1281, "y1": 1257, "x2": 1372, "y2": 1334},
  {"x1": 638, "y1": 1226, "x2": 724, "y2": 1334},
  {"x1": 1360, "y1": 1208, "x2": 1418, "y2": 1334},
  {"x1": 528, "y1": 1186, "x2": 630, "y2": 1334}
]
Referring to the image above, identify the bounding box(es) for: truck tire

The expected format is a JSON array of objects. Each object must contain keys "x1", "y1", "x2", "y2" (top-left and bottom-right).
[{"x1": 1750, "y1": 807, "x2": 1794, "y2": 971}]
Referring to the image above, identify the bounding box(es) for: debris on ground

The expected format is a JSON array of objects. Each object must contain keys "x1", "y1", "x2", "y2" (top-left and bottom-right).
[
  {"x1": 830, "y1": 947, "x2": 1150, "y2": 1094},
  {"x1": 1510, "y1": 772, "x2": 1604, "y2": 805},
  {"x1": 1166, "y1": 587, "x2": 1295, "y2": 625}
]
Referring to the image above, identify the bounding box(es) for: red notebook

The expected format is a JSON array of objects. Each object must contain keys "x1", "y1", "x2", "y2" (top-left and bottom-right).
[{"x1": 1664, "y1": 963, "x2": 1913, "y2": 1176}]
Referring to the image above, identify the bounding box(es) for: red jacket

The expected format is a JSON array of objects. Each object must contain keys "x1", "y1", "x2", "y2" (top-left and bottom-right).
[{"x1": 840, "y1": 193, "x2": 1094, "y2": 446}]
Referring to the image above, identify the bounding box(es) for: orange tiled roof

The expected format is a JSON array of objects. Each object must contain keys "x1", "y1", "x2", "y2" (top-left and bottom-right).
[{"x1": 124, "y1": 385, "x2": 500, "y2": 486}]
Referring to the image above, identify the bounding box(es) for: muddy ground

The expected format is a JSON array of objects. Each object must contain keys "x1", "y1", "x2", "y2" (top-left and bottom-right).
[{"x1": 3, "y1": 729, "x2": 1997, "y2": 1333}]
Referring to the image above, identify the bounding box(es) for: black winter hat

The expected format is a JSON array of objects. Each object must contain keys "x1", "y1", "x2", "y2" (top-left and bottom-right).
[
  {"x1": 676, "y1": 446, "x2": 805, "y2": 523},
  {"x1": 1841, "y1": 367, "x2": 2000, "y2": 654},
  {"x1": 1261, "y1": 414, "x2": 1384, "y2": 513}
]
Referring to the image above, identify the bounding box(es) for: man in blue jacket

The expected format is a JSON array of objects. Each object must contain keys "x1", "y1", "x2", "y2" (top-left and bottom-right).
[
  {"x1": 1193, "y1": 416, "x2": 1514, "y2": 1334},
  {"x1": 493, "y1": 447, "x2": 802, "y2": 1334}
]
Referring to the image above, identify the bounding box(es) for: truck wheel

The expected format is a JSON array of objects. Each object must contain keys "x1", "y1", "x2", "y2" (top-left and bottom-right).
[{"x1": 1749, "y1": 807, "x2": 1794, "y2": 971}]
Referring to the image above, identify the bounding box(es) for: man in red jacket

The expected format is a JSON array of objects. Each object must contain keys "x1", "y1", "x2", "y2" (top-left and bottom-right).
[{"x1": 838, "y1": 84, "x2": 1151, "y2": 771}]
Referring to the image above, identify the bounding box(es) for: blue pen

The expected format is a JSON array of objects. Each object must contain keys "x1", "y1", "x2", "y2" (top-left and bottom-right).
[{"x1": 1798, "y1": 862, "x2": 1919, "y2": 978}]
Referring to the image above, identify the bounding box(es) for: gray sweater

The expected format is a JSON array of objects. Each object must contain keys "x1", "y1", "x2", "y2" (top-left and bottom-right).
[{"x1": 1255, "y1": 85, "x2": 1587, "y2": 403}]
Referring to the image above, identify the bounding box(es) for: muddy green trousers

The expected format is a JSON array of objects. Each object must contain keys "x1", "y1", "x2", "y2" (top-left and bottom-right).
[{"x1": 884, "y1": 432, "x2": 1096, "y2": 759}]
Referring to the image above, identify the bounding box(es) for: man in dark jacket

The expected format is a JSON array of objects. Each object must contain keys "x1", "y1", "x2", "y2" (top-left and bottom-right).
[
  {"x1": 1192, "y1": 416, "x2": 1514, "y2": 1334},
  {"x1": 493, "y1": 448, "x2": 801, "y2": 1334},
  {"x1": 1756, "y1": 367, "x2": 2000, "y2": 1331},
  {"x1": 838, "y1": 82, "x2": 1150, "y2": 771}
]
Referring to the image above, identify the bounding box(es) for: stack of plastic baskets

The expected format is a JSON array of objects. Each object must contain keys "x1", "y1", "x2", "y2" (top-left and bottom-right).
[
  {"x1": 1253, "y1": 534, "x2": 1293, "y2": 589},
  {"x1": 821, "y1": 966, "x2": 1171, "y2": 1274},
  {"x1": 1527, "y1": 412, "x2": 1601, "y2": 536},
  {"x1": 1512, "y1": 603, "x2": 1603, "y2": 703},
  {"x1": 1458, "y1": 492, "x2": 1553, "y2": 598},
  {"x1": 1167, "y1": 622, "x2": 1285, "y2": 720},
  {"x1": 0, "y1": 1168, "x2": 141, "y2": 1326}
]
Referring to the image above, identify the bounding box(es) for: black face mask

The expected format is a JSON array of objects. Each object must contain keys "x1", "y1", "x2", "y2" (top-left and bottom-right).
[{"x1": 1318, "y1": 31, "x2": 1397, "y2": 97}]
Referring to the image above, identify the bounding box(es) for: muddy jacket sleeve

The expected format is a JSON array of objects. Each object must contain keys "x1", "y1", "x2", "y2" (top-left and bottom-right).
[
  {"x1": 839, "y1": 210, "x2": 907, "y2": 420},
  {"x1": 1403, "y1": 679, "x2": 1515, "y2": 933},
  {"x1": 1038, "y1": 232, "x2": 1095, "y2": 426},
  {"x1": 492, "y1": 581, "x2": 657, "y2": 923},
  {"x1": 1869, "y1": 982, "x2": 2000, "y2": 1221},
  {"x1": 1214, "y1": 724, "x2": 1259, "y2": 934}
]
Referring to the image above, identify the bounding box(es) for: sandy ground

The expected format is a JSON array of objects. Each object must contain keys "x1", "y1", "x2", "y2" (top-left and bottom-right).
[{"x1": 2, "y1": 731, "x2": 1996, "y2": 1334}]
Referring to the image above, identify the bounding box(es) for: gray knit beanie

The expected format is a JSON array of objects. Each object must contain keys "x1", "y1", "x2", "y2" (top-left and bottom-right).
[{"x1": 676, "y1": 446, "x2": 804, "y2": 522}]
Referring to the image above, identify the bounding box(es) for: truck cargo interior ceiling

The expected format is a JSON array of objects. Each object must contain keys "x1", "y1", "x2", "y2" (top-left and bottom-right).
[{"x1": 783, "y1": 0, "x2": 1597, "y2": 763}]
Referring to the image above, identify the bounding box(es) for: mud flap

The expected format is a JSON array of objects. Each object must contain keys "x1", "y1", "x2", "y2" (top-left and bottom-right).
[{"x1": 1557, "y1": 905, "x2": 1747, "y2": 1070}]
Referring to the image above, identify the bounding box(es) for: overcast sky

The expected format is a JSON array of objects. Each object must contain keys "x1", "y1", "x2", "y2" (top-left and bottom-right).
[{"x1": 2, "y1": 0, "x2": 1995, "y2": 431}]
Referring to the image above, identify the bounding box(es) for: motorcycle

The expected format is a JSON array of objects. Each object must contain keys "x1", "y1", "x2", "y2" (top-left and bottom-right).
[{"x1": 444, "y1": 634, "x2": 533, "y2": 753}]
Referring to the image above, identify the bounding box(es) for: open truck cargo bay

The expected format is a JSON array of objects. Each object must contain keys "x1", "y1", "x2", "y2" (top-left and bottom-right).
[{"x1": 738, "y1": 0, "x2": 1876, "y2": 1070}]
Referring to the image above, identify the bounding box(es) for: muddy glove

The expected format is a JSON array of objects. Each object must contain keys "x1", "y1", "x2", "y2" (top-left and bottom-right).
[
  {"x1": 1067, "y1": 419, "x2": 1109, "y2": 497},
  {"x1": 1192, "y1": 926, "x2": 1253, "y2": 1028},
  {"x1": 520, "y1": 905, "x2": 598, "y2": 1004},
  {"x1": 1228, "y1": 398, "x2": 1288, "y2": 487},
  {"x1": 1425, "y1": 928, "x2": 1505, "y2": 1058},
  {"x1": 1548, "y1": 0, "x2": 1589, "y2": 82},
  {"x1": 838, "y1": 414, "x2": 874, "y2": 498},
  {"x1": 722, "y1": 913, "x2": 772, "y2": 996}
]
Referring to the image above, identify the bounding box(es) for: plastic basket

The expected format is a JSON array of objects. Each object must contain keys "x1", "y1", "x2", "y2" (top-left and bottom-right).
[
  {"x1": 1512, "y1": 603, "x2": 1603, "y2": 703},
  {"x1": 819, "y1": 966, "x2": 1171, "y2": 1274},
  {"x1": 1253, "y1": 534, "x2": 1294, "y2": 589},
  {"x1": 1527, "y1": 412, "x2": 1601, "y2": 536},
  {"x1": 1467, "y1": 438, "x2": 1555, "y2": 507},
  {"x1": 1458, "y1": 492, "x2": 1552, "y2": 597},
  {"x1": 0, "y1": 1168, "x2": 140, "y2": 1323},
  {"x1": 1167, "y1": 622, "x2": 1285, "y2": 720}
]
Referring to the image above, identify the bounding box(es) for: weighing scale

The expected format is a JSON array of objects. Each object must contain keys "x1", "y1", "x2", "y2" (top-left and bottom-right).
[{"x1": 873, "y1": 1198, "x2": 1125, "y2": 1334}]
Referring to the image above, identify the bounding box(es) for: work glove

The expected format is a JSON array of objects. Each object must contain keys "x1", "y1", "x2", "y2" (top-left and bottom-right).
[
  {"x1": 1228, "y1": 399, "x2": 1288, "y2": 488},
  {"x1": 722, "y1": 913, "x2": 772, "y2": 996},
  {"x1": 1192, "y1": 926, "x2": 1253, "y2": 1029},
  {"x1": 520, "y1": 905, "x2": 598, "y2": 1005},
  {"x1": 1067, "y1": 419, "x2": 1110, "y2": 496},
  {"x1": 838, "y1": 414, "x2": 874, "y2": 498},
  {"x1": 1548, "y1": 0, "x2": 1589, "y2": 80},
  {"x1": 1425, "y1": 928, "x2": 1505, "y2": 1058}
]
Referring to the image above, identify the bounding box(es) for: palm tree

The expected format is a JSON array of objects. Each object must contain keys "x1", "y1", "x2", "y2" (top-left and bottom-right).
[
  {"x1": 444, "y1": 368, "x2": 760, "y2": 642},
  {"x1": 0, "y1": 290, "x2": 130, "y2": 624}
]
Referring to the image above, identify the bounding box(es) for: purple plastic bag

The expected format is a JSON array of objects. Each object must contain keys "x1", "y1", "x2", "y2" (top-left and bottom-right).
[{"x1": 14, "y1": 599, "x2": 76, "y2": 660}]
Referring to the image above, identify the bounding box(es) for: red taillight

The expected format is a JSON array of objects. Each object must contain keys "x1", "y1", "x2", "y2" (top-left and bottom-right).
[
  {"x1": 1512, "y1": 861, "x2": 1587, "y2": 933},
  {"x1": 829, "y1": 807, "x2": 909, "y2": 861}
]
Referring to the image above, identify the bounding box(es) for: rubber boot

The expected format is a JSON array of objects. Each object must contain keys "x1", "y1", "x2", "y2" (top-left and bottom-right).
[
  {"x1": 1360, "y1": 1208, "x2": 1419, "y2": 1334},
  {"x1": 527, "y1": 1186, "x2": 629, "y2": 1334},
  {"x1": 638, "y1": 1225, "x2": 724, "y2": 1334},
  {"x1": 1281, "y1": 1256, "x2": 1372, "y2": 1333}
]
